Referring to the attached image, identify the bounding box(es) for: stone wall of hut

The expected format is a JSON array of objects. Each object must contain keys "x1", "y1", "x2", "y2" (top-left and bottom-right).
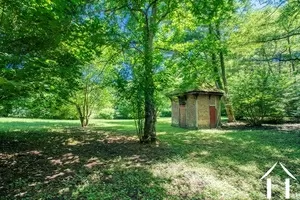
[
  {"x1": 197, "y1": 95, "x2": 210, "y2": 128},
  {"x1": 171, "y1": 93, "x2": 222, "y2": 129},
  {"x1": 186, "y1": 94, "x2": 197, "y2": 128},
  {"x1": 171, "y1": 98, "x2": 179, "y2": 126}
]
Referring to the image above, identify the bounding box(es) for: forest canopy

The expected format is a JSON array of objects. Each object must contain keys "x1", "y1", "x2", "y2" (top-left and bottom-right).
[{"x1": 1, "y1": 0, "x2": 299, "y2": 142}]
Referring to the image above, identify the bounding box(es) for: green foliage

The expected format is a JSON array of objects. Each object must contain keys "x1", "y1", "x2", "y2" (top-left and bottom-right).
[
  {"x1": 0, "y1": 95, "x2": 78, "y2": 119},
  {"x1": 159, "y1": 109, "x2": 172, "y2": 117},
  {"x1": 114, "y1": 99, "x2": 134, "y2": 119},
  {"x1": 98, "y1": 108, "x2": 115, "y2": 119},
  {"x1": 0, "y1": 0, "x2": 108, "y2": 120},
  {"x1": 68, "y1": 56, "x2": 115, "y2": 126},
  {"x1": 0, "y1": 0, "x2": 86, "y2": 101},
  {"x1": 284, "y1": 76, "x2": 300, "y2": 119},
  {"x1": 227, "y1": 2, "x2": 300, "y2": 124},
  {"x1": 54, "y1": 104, "x2": 78, "y2": 120},
  {"x1": 230, "y1": 67, "x2": 286, "y2": 125},
  {"x1": 1, "y1": 0, "x2": 300, "y2": 128}
]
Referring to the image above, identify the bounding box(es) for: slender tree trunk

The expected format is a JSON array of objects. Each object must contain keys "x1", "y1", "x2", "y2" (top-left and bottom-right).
[
  {"x1": 219, "y1": 50, "x2": 235, "y2": 122},
  {"x1": 76, "y1": 104, "x2": 85, "y2": 127},
  {"x1": 74, "y1": 83, "x2": 90, "y2": 127},
  {"x1": 85, "y1": 117, "x2": 89, "y2": 126},
  {"x1": 287, "y1": 36, "x2": 296, "y2": 74},
  {"x1": 84, "y1": 83, "x2": 89, "y2": 126},
  {"x1": 210, "y1": 24, "x2": 235, "y2": 122},
  {"x1": 141, "y1": 2, "x2": 157, "y2": 143},
  {"x1": 76, "y1": 106, "x2": 89, "y2": 127}
]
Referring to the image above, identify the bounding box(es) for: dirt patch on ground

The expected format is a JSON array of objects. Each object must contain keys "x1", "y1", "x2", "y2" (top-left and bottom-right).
[
  {"x1": 265, "y1": 123, "x2": 300, "y2": 131},
  {"x1": 222, "y1": 121, "x2": 300, "y2": 131}
]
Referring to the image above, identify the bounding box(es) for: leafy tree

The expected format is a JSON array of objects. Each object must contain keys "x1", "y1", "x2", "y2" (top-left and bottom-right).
[
  {"x1": 227, "y1": 1, "x2": 300, "y2": 123},
  {"x1": 0, "y1": 0, "x2": 86, "y2": 101},
  {"x1": 0, "y1": 0, "x2": 113, "y2": 125},
  {"x1": 230, "y1": 66, "x2": 286, "y2": 125},
  {"x1": 189, "y1": 0, "x2": 240, "y2": 122},
  {"x1": 284, "y1": 75, "x2": 300, "y2": 119},
  {"x1": 154, "y1": 0, "x2": 242, "y2": 122},
  {"x1": 101, "y1": 0, "x2": 178, "y2": 142},
  {"x1": 0, "y1": 93, "x2": 78, "y2": 119},
  {"x1": 68, "y1": 52, "x2": 116, "y2": 127}
]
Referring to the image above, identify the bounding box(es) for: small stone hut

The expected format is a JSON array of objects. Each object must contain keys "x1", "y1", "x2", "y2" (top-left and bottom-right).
[{"x1": 169, "y1": 89, "x2": 223, "y2": 129}]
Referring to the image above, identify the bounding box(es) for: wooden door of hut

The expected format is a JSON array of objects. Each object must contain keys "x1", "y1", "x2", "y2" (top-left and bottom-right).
[{"x1": 209, "y1": 106, "x2": 217, "y2": 128}]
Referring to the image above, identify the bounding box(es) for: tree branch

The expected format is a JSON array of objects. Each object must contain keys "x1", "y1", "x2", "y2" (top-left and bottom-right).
[{"x1": 256, "y1": 29, "x2": 300, "y2": 43}]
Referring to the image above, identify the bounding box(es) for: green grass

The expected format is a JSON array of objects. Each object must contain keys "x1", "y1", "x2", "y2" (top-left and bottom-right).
[{"x1": 0, "y1": 118, "x2": 300, "y2": 199}]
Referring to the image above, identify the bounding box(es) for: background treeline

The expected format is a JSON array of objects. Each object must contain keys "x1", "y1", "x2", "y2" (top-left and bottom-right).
[{"x1": 0, "y1": 93, "x2": 171, "y2": 119}]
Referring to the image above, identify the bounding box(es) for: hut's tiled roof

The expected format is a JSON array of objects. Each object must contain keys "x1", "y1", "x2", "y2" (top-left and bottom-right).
[{"x1": 168, "y1": 86, "x2": 223, "y2": 97}]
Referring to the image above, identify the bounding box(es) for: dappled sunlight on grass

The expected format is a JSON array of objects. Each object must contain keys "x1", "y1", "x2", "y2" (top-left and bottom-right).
[
  {"x1": 84, "y1": 157, "x2": 103, "y2": 169},
  {"x1": 64, "y1": 138, "x2": 83, "y2": 146},
  {"x1": 0, "y1": 117, "x2": 299, "y2": 199},
  {"x1": 151, "y1": 161, "x2": 262, "y2": 199}
]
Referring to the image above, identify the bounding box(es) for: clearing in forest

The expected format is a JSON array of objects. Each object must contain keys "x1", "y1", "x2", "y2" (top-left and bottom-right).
[{"x1": 0, "y1": 118, "x2": 299, "y2": 199}]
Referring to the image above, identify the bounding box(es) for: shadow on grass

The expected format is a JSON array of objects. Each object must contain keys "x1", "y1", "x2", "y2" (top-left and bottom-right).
[
  {"x1": 71, "y1": 167, "x2": 168, "y2": 199},
  {"x1": 0, "y1": 126, "x2": 173, "y2": 199},
  {"x1": 159, "y1": 127, "x2": 300, "y2": 171},
  {"x1": 0, "y1": 118, "x2": 300, "y2": 199}
]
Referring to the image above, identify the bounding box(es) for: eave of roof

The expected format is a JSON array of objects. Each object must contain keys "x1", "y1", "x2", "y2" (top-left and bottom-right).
[{"x1": 168, "y1": 89, "x2": 224, "y2": 97}]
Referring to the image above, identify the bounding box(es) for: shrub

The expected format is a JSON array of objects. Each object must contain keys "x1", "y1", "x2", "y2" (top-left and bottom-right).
[
  {"x1": 230, "y1": 69, "x2": 286, "y2": 125},
  {"x1": 284, "y1": 76, "x2": 300, "y2": 119},
  {"x1": 98, "y1": 108, "x2": 115, "y2": 119},
  {"x1": 159, "y1": 109, "x2": 171, "y2": 117}
]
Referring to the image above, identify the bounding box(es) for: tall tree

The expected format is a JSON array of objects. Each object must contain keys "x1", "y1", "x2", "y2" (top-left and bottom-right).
[
  {"x1": 68, "y1": 47, "x2": 117, "y2": 127},
  {"x1": 187, "y1": 0, "x2": 238, "y2": 122},
  {"x1": 0, "y1": 0, "x2": 86, "y2": 102},
  {"x1": 0, "y1": 0, "x2": 110, "y2": 121},
  {"x1": 103, "y1": 0, "x2": 178, "y2": 142},
  {"x1": 227, "y1": 1, "x2": 300, "y2": 123}
]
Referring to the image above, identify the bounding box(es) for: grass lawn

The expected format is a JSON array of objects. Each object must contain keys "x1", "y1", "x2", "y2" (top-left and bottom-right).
[{"x1": 0, "y1": 118, "x2": 300, "y2": 199}]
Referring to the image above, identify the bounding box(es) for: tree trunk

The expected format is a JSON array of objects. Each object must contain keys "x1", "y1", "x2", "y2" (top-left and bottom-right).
[
  {"x1": 210, "y1": 24, "x2": 235, "y2": 122},
  {"x1": 76, "y1": 83, "x2": 90, "y2": 127},
  {"x1": 84, "y1": 116, "x2": 89, "y2": 127},
  {"x1": 143, "y1": 91, "x2": 156, "y2": 142},
  {"x1": 76, "y1": 104, "x2": 85, "y2": 127},
  {"x1": 141, "y1": 2, "x2": 157, "y2": 143},
  {"x1": 219, "y1": 50, "x2": 235, "y2": 122},
  {"x1": 287, "y1": 36, "x2": 296, "y2": 74}
]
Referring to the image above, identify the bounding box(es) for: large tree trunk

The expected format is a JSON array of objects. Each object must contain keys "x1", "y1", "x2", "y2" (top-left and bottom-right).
[
  {"x1": 143, "y1": 89, "x2": 156, "y2": 142},
  {"x1": 141, "y1": 2, "x2": 157, "y2": 143}
]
